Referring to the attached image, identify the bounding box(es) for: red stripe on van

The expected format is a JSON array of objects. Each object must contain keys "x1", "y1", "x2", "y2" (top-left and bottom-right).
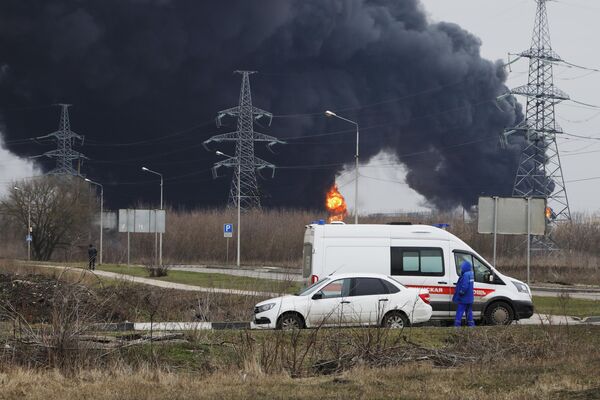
[{"x1": 406, "y1": 285, "x2": 495, "y2": 297}]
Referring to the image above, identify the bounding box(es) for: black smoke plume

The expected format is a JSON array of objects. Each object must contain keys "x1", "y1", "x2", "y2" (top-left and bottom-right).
[{"x1": 0, "y1": 0, "x2": 523, "y2": 210}]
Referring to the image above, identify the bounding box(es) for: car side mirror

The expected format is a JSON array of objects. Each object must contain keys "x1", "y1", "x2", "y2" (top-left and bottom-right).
[
  {"x1": 489, "y1": 274, "x2": 495, "y2": 283},
  {"x1": 312, "y1": 292, "x2": 323, "y2": 300}
]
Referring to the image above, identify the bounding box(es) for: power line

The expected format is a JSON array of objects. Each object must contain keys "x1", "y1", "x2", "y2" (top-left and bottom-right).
[
  {"x1": 271, "y1": 78, "x2": 467, "y2": 119},
  {"x1": 85, "y1": 119, "x2": 214, "y2": 147}
]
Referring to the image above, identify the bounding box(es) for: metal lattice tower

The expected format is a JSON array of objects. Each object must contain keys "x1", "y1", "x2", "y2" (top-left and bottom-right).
[
  {"x1": 36, "y1": 104, "x2": 87, "y2": 176},
  {"x1": 204, "y1": 71, "x2": 284, "y2": 210},
  {"x1": 501, "y1": 0, "x2": 571, "y2": 224}
]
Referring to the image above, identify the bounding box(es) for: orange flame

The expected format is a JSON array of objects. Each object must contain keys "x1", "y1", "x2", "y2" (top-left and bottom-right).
[
  {"x1": 325, "y1": 184, "x2": 347, "y2": 223},
  {"x1": 545, "y1": 207, "x2": 552, "y2": 220}
]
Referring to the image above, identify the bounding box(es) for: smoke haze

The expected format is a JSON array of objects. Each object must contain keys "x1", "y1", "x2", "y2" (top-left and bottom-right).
[{"x1": 0, "y1": 0, "x2": 524, "y2": 210}]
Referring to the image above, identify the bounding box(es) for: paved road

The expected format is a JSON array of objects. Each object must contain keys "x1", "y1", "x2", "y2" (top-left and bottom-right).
[
  {"x1": 173, "y1": 265, "x2": 304, "y2": 282},
  {"x1": 531, "y1": 290, "x2": 600, "y2": 301},
  {"x1": 517, "y1": 314, "x2": 600, "y2": 325},
  {"x1": 27, "y1": 263, "x2": 279, "y2": 297}
]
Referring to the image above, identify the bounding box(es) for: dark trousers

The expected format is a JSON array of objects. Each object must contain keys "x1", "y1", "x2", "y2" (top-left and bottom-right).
[
  {"x1": 454, "y1": 303, "x2": 475, "y2": 327},
  {"x1": 89, "y1": 256, "x2": 96, "y2": 270}
]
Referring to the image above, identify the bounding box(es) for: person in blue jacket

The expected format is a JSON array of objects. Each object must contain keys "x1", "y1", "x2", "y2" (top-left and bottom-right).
[{"x1": 453, "y1": 260, "x2": 475, "y2": 327}]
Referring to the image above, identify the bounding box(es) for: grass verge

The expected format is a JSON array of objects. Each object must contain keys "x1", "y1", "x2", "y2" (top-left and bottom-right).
[
  {"x1": 94, "y1": 264, "x2": 302, "y2": 294},
  {"x1": 533, "y1": 295, "x2": 600, "y2": 318}
]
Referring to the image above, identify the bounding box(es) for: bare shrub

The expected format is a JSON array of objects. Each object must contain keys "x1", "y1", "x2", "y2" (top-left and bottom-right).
[
  {"x1": 143, "y1": 263, "x2": 171, "y2": 278},
  {"x1": 0, "y1": 271, "x2": 114, "y2": 373}
]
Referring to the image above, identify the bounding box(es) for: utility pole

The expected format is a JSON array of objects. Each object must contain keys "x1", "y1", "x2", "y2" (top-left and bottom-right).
[
  {"x1": 500, "y1": 0, "x2": 585, "y2": 249},
  {"x1": 142, "y1": 167, "x2": 164, "y2": 266},
  {"x1": 85, "y1": 178, "x2": 103, "y2": 265},
  {"x1": 204, "y1": 71, "x2": 284, "y2": 210},
  {"x1": 35, "y1": 104, "x2": 87, "y2": 176},
  {"x1": 325, "y1": 110, "x2": 360, "y2": 224}
]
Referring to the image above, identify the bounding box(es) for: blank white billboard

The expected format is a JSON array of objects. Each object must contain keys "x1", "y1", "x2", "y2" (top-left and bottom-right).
[
  {"x1": 478, "y1": 197, "x2": 546, "y2": 236},
  {"x1": 118, "y1": 209, "x2": 165, "y2": 233}
]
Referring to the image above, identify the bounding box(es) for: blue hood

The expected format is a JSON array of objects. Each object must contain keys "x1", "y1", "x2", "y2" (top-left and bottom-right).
[{"x1": 460, "y1": 260, "x2": 472, "y2": 274}]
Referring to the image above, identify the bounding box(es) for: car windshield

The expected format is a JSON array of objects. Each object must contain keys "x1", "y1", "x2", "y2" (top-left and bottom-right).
[{"x1": 297, "y1": 278, "x2": 330, "y2": 296}]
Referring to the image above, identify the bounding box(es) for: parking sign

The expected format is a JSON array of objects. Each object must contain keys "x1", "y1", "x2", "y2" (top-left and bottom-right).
[{"x1": 224, "y1": 223, "x2": 233, "y2": 238}]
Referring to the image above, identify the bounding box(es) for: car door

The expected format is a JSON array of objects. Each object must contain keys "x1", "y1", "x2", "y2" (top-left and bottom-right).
[
  {"x1": 345, "y1": 278, "x2": 391, "y2": 325},
  {"x1": 453, "y1": 252, "x2": 499, "y2": 319},
  {"x1": 306, "y1": 278, "x2": 351, "y2": 327}
]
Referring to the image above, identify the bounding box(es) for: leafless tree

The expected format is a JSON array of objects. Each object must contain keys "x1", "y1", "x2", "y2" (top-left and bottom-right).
[{"x1": 0, "y1": 176, "x2": 97, "y2": 261}]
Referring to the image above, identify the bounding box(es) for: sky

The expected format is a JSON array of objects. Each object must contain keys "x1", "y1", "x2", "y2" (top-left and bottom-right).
[
  {"x1": 350, "y1": 0, "x2": 600, "y2": 214},
  {"x1": 0, "y1": 0, "x2": 598, "y2": 214}
]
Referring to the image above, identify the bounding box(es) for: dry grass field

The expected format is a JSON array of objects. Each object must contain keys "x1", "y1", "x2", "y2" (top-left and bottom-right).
[
  {"x1": 0, "y1": 325, "x2": 599, "y2": 400},
  {"x1": 1, "y1": 262, "x2": 600, "y2": 399}
]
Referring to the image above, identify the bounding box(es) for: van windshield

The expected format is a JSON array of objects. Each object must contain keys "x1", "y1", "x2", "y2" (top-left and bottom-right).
[{"x1": 297, "y1": 278, "x2": 329, "y2": 296}]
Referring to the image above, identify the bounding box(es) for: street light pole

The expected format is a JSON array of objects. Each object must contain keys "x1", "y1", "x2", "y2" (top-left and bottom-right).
[
  {"x1": 13, "y1": 186, "x2": 31, "y2": 260},
  {"x1": 142, "y1": 167, "x2": 164, "y2": 266},
  {"x1": 216, "y1": 150, "x2": 241, "y2": 267},
  {"x1": 84, "y1": 178, "x2": 103, "y2": 265},
  {"x1": 325, "y1": 110, "x2": 359, "y2": 224}
]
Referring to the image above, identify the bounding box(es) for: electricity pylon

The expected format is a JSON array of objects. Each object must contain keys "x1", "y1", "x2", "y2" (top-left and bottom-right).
[
  {"x1": 500, "y1": 0, "x2": 571, "y2": 248},
  {"x1": 36, "y1": 104, "x2": 87, "y2": 176},
  {"x1": 204, "y1": 71, "x2": 284, "y2": 210}
]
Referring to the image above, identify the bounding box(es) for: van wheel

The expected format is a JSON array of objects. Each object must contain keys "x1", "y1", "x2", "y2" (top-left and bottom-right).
[
  {"x1": 276, "y1": 313, "x2": 304, "y2": 330},
  {"x1": 485, "y1": 301, "x2": 514, "y2": 325},
  {"x1": 382, "y1": 311, "x2": 409, "y2": 329}
]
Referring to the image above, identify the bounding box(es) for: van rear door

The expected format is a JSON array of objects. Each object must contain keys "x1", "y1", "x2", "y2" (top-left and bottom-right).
[
  {"x1": 302, "y1": 226, "x2": 316, "y2": 283},
  {"x1": 390, "y1": 241, "x2": 451, "y2": 319}
]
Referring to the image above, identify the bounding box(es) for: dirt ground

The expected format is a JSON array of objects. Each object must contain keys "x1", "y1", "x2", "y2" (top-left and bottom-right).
[{"x1": 0, "y1": 271, "x2": 261, "y2": 324}]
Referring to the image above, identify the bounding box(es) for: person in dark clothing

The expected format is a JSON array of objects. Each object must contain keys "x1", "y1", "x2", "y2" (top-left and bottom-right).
[
  {"x1": 88, "y1": 244, "x2": 98, "y2": 270},
  {"x1": 453, "y1": 260, "x2": 475, "y2": 327}
]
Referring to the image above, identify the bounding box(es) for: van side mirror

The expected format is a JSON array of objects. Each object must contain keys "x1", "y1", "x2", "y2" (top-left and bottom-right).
[
  {"x1": 312, "y1": 292, "x2": 323, "y2": 300},
  {"x1": 488, "y1": 274, "x2": 495, "y2": 283}
]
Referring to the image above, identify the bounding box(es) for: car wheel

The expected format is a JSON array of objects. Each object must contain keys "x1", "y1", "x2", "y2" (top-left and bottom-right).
[
  {"x1": 276, "y1": 313, "x2": 304, "y2": 330},
  {"x1": 485, "y1": 301, "x2": 514, "y2": 325},
  {"x1": 382, "y1": 311, "x2": 409, "y2": 329}
]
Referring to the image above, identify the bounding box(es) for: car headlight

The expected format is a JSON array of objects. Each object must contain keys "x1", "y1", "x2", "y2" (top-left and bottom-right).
[
  {"x1": 255, "y1": 303, "x2": 276, "y2": 313},
  {"x1": 512, "y1": 281, "x2": 529, "y2": 294}
]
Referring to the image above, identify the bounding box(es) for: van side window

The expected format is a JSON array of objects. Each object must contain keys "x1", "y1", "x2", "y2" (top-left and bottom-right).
[
  {"x1": 454, "y1": 252, "x2": 473, "y2": 276},
  {"x1": 390, "y1": 247, "x2": 444, "y2": 276}
]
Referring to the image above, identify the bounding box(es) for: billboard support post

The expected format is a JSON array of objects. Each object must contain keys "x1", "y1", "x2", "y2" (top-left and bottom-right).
[
  {"x1": 127, "y1": 231, "x2": 130, "y2": 266},
  {"x1": 493, "y1": 196, "x2": 498, "y2": 267}
]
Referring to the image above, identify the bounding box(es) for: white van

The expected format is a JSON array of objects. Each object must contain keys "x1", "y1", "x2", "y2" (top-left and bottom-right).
[{"x1": 302, "y1": 222, "x2": 534, "y2": 325}]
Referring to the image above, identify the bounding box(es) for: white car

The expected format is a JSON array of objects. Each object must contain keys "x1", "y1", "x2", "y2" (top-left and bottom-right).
[{"x1": 253, "y1": 273, "x2": 432, "y2": 329}]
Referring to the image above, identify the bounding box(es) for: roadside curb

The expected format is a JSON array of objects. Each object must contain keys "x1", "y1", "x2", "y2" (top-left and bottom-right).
[
  {"x1": 92, "y1": 322, "x2": 135, "y2": 331},
  {"x1": 130, "y1": 322, "x2": 251, "y2": 331},
  {"x1": 530, "y1": 286, "x2": 600, "y2": 293}
]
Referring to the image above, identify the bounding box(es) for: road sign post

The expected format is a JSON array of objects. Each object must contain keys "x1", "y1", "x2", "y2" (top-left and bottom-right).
[{"x1": 224, "y1": 223, "x2": 233, "y2": 264}]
